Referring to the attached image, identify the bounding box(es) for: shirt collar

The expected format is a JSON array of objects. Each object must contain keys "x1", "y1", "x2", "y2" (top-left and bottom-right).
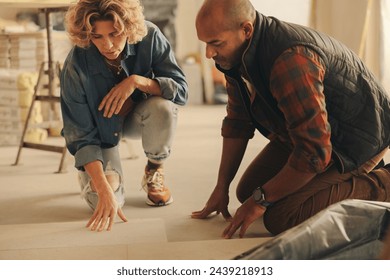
[
  {"x1": 86, "y1": 41, "x2": 136, "y2": 76},
  {"x1": 122, "y1": 41, "x2": 136, "y2": 59}
]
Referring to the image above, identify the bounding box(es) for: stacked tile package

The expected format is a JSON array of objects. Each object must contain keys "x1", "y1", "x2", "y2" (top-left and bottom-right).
[
  {"x1": 0, "y1": 68, "x2": 47, "y2": 146},
  {"x1": 9, "y1": 32, "x2": 46, "y2": 70},
  {"x1": 0, "y1": 34, "x2": 10, "y2": 68},
  {"x1": 0, "y1": 31, "x2": 72, "y2": 146}
]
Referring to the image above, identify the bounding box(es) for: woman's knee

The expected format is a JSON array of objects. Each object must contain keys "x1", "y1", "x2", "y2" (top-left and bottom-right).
[
  {"x1": 78, "y1": 163, "x2": 124, "y2": 210},
  {"x1": 147, "y1": 97, "x2": 177, "y2": 120}
]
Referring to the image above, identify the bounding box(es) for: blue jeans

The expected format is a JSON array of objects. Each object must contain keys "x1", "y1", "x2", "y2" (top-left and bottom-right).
[{"x1": 78, "y1": 96, "x2": 179, "y2": 210}]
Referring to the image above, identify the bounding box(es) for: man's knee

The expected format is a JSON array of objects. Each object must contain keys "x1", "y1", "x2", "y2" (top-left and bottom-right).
[
  {"x1": 263, "y1": 206, "x2": 297, "y2": 236},
  {"x1": 236, "y1": 183, "x2": 252, "y2": 204},
  {"x1": 236, "y1": 189, "x2": 248, "y2": 203}
]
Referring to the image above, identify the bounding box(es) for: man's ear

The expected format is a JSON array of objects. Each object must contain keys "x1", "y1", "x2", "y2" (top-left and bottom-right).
[{"x1": 241, "y1": 21, "x2": 254, "y2": 39}]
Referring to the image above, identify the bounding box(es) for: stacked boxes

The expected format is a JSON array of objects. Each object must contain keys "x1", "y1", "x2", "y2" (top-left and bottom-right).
[
  {"x1": 0, "y1": 31, "x2": 72, "y2": 145},
  {"x1": 0, "y1": 30, "x2": 72, "y2": 71},
  {"x1": 9, "y1": 32, "x2": 46, "y2": 70},
  {"x1": 0, "y1": 69, "x2": 47, "y2": 146},
  {"x1": 0, "y1": 34, "x2": 10, "y2": 68},
  {"x1": 0, "y1": 31, "x2": 47, "y2": 71}
]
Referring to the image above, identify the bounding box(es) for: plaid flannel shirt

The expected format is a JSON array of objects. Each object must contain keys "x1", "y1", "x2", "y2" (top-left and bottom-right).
[{"x1": 223, "y1": 46, "x2": 332, "y2": 173}]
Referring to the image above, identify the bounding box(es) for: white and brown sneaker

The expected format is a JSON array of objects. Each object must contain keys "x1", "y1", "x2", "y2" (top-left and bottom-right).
[{"x1": 141, "y1": 167, "x2": 173, "y2": 206}]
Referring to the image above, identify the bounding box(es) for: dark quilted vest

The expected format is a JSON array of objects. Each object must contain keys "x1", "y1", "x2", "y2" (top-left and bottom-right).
[{"x1": 231, "y1": 12, "x2": 390, "y2": 173}]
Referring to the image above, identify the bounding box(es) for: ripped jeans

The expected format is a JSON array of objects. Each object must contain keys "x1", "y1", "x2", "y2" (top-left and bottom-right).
[{"x1": 78, "y1": 96, "x2": 179, "y2": 210}]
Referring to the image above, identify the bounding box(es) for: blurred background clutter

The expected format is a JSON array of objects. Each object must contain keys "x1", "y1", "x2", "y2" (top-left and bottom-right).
[
  {"x1": 0, "y1": 0, "x2": 389, "y2": 262},
  {"x1": 0, "y1": 0, "x2": 389, "y2": 148}
]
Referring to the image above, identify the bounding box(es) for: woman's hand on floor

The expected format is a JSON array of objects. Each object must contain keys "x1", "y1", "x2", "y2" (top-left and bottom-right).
[{"x1": 86, "y1": 190, "x2": 128, "y2": 231}]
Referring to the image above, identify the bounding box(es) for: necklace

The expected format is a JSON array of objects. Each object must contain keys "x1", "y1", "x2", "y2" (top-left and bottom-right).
[{"x1": 104, "y1": 58, "x2": 123, "y2": 75}]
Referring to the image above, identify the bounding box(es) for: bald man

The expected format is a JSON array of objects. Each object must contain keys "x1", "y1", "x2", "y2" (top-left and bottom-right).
[{"x1": 192, "y1": 0, "x2": 390, "y2": 239}]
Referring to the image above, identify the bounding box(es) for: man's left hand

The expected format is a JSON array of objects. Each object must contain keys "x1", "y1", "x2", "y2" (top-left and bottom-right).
[{"x1": 222, "y1": 197, "x2": 266, "y2": 239}]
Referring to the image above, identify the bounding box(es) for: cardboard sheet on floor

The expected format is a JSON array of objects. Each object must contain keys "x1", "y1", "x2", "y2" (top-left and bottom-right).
[
  {"x1": 0, "y1": 219, "x2": 167, "y2": 251},
  {"x1": 234, "y1": 199, "x2": 390, "y2": 260}
]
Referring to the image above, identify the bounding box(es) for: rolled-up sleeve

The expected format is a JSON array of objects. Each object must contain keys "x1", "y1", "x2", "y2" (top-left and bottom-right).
[
  {"x1": 221, "y1": 77, "x2": 256, "y2": 139},
  {"x1": 221, "y1": 117, "x2": 255, "y2": 138},
  {"x1": 74, "y1": 145, "x2": 103, "y2": 169},
  {"x1": 150, "y1": 25, "x2": 188, "y2": 106},
  {"x1": 60, "y1": 55, "x2": 103, "y2": 170}
]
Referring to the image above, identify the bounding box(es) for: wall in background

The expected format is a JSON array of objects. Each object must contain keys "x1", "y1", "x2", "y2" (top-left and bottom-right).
[
  {"x1": 174, "y1": 0, "x2": 312, "y2": 60},
  {"x1": 0, "y1": 0, "x2": 312, "y2": 61},
  {"x1": 312, "y1": 0, "x2": 390, "y2": 92},
  {"x1": 251, "y1": 0, "x2": 311, "y2": 26},
  {"x1": 0, "y1": 7, "x2": 25, "y2": 19},
  {"x1": 0, "y1": 0, "x2": 388, "y2": 93}
]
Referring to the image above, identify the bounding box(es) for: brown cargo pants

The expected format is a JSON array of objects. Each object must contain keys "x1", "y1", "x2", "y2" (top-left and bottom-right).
[{"x1": 236, "y1": 139, "x2": 390, "y2": 235}]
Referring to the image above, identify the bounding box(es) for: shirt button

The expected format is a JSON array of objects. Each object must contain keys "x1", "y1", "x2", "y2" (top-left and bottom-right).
[{"x1": 114, "y1": 133, "x2": 118, "y2": 137}]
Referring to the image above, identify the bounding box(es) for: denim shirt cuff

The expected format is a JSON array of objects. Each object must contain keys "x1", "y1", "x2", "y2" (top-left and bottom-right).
[
  {"x1": 155, "y1": 77, "x2": 177, "y2": 101},
  {"x1": 74, "y1": 145, "x2": 103, "y2": 170}
]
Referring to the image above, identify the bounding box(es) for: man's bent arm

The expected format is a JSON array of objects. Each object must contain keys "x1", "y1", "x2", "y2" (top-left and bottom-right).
[{"x1": 216, "y1": 137, "x2": 249, "y2": 190}]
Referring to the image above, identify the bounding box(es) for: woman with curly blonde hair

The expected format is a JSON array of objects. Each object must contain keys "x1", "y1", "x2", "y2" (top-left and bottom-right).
[
  {"x1": 61, "y1": 0, "x2": 188, "y2": 232},
  {"x1": 65, "y1": 0, "x2": 147, "y2": 48}
]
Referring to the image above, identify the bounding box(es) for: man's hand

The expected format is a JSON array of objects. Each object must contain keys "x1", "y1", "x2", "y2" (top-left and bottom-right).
[
  {"x1": 191, "y1": 187, "x2": 232, "y2": 221},
  {"x1": 86, "y1": 190, "x2": 127, "y2": 231},
  {"x1": 222, "y1": 197, "x2": 265, "y2": 239}
]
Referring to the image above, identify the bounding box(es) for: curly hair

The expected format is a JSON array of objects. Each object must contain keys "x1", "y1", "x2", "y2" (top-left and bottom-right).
[{"x1": 65, "y1": 0, "x2": 147, "y2": 48}]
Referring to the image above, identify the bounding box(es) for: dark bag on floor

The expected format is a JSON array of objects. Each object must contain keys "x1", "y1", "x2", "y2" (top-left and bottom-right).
[{"x1": 234, "y1": 199, "x2": 390, "y2": 260}]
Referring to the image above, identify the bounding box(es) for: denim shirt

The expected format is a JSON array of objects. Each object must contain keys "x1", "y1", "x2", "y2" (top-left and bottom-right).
[{"x1": 60, "y1": 21, "x2": 188, "y2": 169}]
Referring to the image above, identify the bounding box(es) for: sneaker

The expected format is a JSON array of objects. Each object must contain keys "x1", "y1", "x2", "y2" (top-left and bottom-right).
[{"x1": 141, "y1": 167, "x2": 173, "y2": 206}]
